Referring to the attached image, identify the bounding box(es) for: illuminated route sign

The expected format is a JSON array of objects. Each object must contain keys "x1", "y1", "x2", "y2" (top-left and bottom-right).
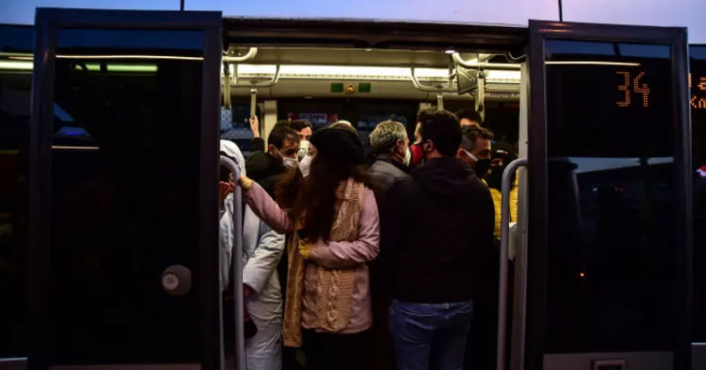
[
  {"x1": 544, "y1": 40, "x2": 673, "y2": 157},
  {"x1": 691, "y1": 73, "x2": 706, "y2": 110},
  {"x1": 612, "y1": 70, "x2": 706, "y2": 110}
]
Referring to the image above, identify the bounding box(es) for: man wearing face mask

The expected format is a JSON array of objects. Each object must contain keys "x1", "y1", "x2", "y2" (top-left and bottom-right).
[
  {"x1": 364, "y1": 120, "x2": 411, "y2": 370},
  {"x1": 368, "y1": 120, "x2": 411, "y2": 205},
  {"x1": 289, "y1": 120, "x2": 314, "y2": 178},
  {"x1": 246, "y1": 124, "x2": 300, "y2": 197},
  {"x1": 289, "y1": 120, "x2": 313, "y2": 159},
  {"x1": 382, "y1": 109, "x2": 494, "y2": 370},
  {"x1": 458, "y1": 125, "x2": 494, "y2": 178}
]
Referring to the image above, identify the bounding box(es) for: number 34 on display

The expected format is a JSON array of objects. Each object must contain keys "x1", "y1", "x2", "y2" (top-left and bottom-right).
[{"x1": 616, "y1": 71, "x2": 650, "y2": 108}]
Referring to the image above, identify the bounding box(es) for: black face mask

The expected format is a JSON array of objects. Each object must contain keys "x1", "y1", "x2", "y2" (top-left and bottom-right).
[
  {"x1": 485, "y1": 165, "x2": 517, "y2": 190},
  {"x1": 485, "y1": 166, "x2": 504, "y2": 189},
  {"x1": 473, "y1": 158, "x2": 491, "y2": 178}
]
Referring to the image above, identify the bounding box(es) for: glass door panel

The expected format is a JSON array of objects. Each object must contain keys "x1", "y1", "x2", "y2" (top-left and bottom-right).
[{"x1": 526, "y1": 21, "x2": 691, "y2": 370}]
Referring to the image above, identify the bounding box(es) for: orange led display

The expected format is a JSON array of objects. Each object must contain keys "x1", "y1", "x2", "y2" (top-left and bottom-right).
[
  {"x1": 634, "y1": 72, "x2": 650, "y2": 108},
  {"x1": 616, "y1": 71, "x2": 650, "y2": 108},
  {"x1": 616, "y1": 71, "x2": 631, "y2": 107},
  {"x1": 691, "y1": 72, "x2": 706, "y2": 110}
]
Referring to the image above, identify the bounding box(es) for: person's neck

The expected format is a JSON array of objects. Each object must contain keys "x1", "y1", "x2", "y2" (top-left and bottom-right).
[{"x1": 425, "y1": 151, "x2": 443, "y2": 160}]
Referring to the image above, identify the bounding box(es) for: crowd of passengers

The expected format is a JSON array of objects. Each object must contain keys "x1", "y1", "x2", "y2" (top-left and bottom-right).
[{"x1": 218, "y1": 108, "x2": 519, "y2": 370}]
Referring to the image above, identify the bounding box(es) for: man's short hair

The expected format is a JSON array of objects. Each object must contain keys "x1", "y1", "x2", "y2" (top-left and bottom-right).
[
  {"x1": 460, "y1": 125, "x2": 494, "y2": 152},
  {"x1": 417, "y1": 109, "x2": 461, "y2": 157},
  {"x1": 268, "y1": 125, "x2": 299, "y2": 149},
  {"x1": 455, "y1": 109, "x2": 483, "y2": 125},
  {"x1": 289, "y1": 120, "x2": 312, "y2": 132},
  {"x1": 370, "y1": 120, "x2": 407, "y2": 154}
]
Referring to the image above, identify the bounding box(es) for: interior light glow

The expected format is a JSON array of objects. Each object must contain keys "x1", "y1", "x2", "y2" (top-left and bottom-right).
[
  {"x1": 51, "y1": 145, "x2": 100, "y2": 150},
  {"x1": 546, "y1": 61, "x2": 641, "y2": 66},
  {"x1": 0, "y1": 61, "x2": 33, "y2": 70},
  {"x1": 235, "y1": 64, "x2": 478, "y2": 81},
  {"x1": 76, "y1": 63, "x2": 158, "y2": 72},
  {"x1": 56, "y1": 54, "x2": 203, "y2": 61},
  {"x1": 485, "y1": 70, "x2": 522, "y2": 83}
]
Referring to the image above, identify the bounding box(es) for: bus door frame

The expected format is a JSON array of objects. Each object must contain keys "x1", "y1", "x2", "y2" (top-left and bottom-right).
[
  {"x1": 29, "y1": 8, "x2": 223, "y2": 370},
  {"x1": 524, "y1": 20, "x2": 692, "y2": 370}
]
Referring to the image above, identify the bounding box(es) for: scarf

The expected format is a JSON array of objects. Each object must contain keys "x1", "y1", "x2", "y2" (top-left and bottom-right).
[{"x1": 282, "y1": 178, "x2": 364, "y2": 347}]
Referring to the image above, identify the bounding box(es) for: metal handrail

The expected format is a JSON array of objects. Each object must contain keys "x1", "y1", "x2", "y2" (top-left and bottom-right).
[
  {"x1": 452, "y1": 52, "x2": 522, "y2": 70},
  {"x1": 410, "y1": 67, "x2": 456, "y2": 93},
  {"x1": 497, "y1": 158, "x2": 528, "y2": 370},
  {"x1": 219, "y1": 155, "x2": 244, "y2": 370},
  {"x1": 223, "y1": 47, "x2": 258, "y2": 63}
]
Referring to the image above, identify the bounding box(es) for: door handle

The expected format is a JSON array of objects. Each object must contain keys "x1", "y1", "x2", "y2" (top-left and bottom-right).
[
  {"x1": 161, "y1": 265, "x2": 192, "y2": 296},
  {"x1": 497, "y1": 158, "x2": 527, "y2": 370}
]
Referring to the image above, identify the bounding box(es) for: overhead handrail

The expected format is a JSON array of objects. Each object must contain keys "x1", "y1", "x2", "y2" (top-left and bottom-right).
[
  {"x1": 452, "y1": 52, "x2": 521, "y2": 70},
  {"x1": 232, "y1": 64, "x2": 281, "y2": 121},
  {"x1": 219, "y1": 155, "x2": 245, "y2": 370},
  {"x1": 232, "y1": 64, "x2": 282, "y2": 88},
  {"x1": 410, "y1": 67, "x2": 456, "y2": 93},
  {"x1": 497, "y1": 158, "x2": 528, "y2": 370},
  {"x1": 223, "y1": 47, "x2": 258, "y2": 63}
]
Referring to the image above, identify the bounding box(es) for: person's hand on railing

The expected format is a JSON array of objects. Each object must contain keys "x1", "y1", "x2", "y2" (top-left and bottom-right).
[
  {"x1": 219, "y1": 181, "x2": 234, "y2": 204},
  {"x1": 239, "y1": 174, "x2": 253, "y2": 191},
  {"x1": 250, "y1": 116, "x2": 260, "y2": 138}
]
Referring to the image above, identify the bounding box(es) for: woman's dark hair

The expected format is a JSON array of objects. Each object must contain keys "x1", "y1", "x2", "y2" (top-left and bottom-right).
[{"x1": 275, "y1": 129, "x2": 369, "y2": 242}]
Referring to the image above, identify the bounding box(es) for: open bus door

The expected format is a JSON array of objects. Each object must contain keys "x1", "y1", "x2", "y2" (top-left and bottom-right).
[
  {"x1": 504, "y1": 20, "x2": 692, "y2": 370},
  {"x1": 28, "y1": 9, "x2": 224, "y2": 370}
]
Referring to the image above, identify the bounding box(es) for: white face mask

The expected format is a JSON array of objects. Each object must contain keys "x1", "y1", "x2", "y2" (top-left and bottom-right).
[
  {"x1": 283, "y1": 157, "x2": 298, "y2": 169},
  {"x1": 298, "y1": 140, "x2": 310, "y2": 160},
  {"x1": 276, "y1": 148, "x2": 299, "y2": 169},
  {"x1": 403, "y1": 147, "x2": 412, "y2": 167},
  {"x1": 299, "y1": 155, "x2": 312, "y2": 177}
]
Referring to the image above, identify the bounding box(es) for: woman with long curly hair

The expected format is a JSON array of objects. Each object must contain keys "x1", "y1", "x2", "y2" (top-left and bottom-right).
[{"x1": 239, "y1": 127, "x2": 380, "y2": 370}]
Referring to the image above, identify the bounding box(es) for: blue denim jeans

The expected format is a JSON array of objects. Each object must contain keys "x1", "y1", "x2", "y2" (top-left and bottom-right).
[{"x1": 389, "y1": 299, "x2": 473, "y2": 370}]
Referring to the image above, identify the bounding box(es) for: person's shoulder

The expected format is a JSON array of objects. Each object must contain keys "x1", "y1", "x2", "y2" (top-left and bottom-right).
[{"x1": 388, "y1": 173, "x2": 416, "y2": 194}]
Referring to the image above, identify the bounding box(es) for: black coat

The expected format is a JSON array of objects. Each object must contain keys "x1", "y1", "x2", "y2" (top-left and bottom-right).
[
  {"x1": 381, "y1": 156, "x2": 495, "y2": 303},
  {"x1": 368, "y1": 155, "x2": 409, "y2": 206},
  {"x1": 245, "y1": 151, "x2": 286, "y2": 198}
]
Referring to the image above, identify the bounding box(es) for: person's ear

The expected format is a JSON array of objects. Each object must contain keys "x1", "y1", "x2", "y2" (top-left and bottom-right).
[
  {"x1": 267, "y1": 144, "x2": 277, "y2": 157},
  {"x1": 422, "y1": 139, "x2": 434, "y2": 153},
  {"x1": 456, "y1": 148, "x2": 465, "y2": 160}
]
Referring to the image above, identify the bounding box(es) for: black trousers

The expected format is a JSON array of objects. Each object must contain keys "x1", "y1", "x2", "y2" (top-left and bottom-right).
[{"x1": 303, "y1": 329, "x2": 368, "y2": 370}]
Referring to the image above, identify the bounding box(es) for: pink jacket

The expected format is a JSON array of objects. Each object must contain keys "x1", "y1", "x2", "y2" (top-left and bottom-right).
[{"x1": 245, "y1": 181, "x2": 380, "y2": 334}]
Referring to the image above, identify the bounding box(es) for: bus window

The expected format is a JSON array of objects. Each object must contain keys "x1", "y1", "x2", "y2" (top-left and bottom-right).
[{"x1": 0, "y1": 25, "x2": 33, "y2": 360}]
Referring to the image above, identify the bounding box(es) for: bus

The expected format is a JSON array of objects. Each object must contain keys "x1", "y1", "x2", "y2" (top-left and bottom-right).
[{"x1": 0, "y1": 8, "x2": 704, "y2": 370}]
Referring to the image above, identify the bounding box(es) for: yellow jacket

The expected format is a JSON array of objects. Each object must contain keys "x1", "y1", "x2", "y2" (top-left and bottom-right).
[{"x1": 484, "y1": 173, "x2": 519, "y2": 238}]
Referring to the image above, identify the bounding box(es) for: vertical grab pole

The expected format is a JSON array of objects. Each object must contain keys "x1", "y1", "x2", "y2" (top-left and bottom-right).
[
  {"x1": 219, "y1": 155, "x2": 245, "y2": 370},
  {"x1": 436, "y1": 93, "x2": 444, "y2": 110},
  {"x1": 497, "y1": 158, "x2": 528, "y2": 370},
  {"x1": 250, "y1": 87, "x2": 258, "y2": 128}
]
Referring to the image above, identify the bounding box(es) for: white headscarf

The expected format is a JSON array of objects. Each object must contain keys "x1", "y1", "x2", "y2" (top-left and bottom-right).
[{"x1": 220, "y1": 139, "x2": 246, "y2": 177}]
